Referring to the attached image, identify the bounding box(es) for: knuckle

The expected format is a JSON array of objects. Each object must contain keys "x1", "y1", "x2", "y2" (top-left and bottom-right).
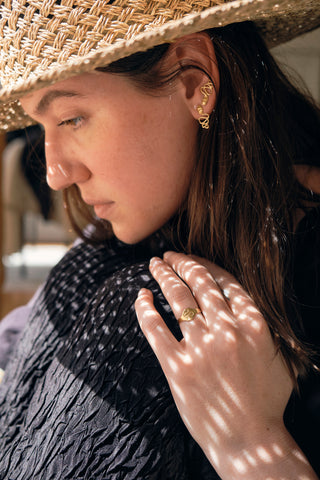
[
  {"x1": 171, "y1": 287, "x2": 194, "y2": 307},
  {"x1": 177, "y1": 260, "x2": 209, "y2": 283}
]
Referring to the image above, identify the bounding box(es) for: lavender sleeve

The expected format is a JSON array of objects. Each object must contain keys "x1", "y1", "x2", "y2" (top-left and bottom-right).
[{"x1": 0, "y1": 286, "x2": 43, "y2": 370}]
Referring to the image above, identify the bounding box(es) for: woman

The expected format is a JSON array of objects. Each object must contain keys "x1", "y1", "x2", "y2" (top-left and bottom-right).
[{"x1": 0, "y1": 1, "x2": 319, "y2": 478}]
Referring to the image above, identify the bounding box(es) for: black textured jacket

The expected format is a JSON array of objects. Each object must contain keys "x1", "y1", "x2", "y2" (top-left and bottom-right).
[{"x1": 0, "y1": 207, "x2": 319, "y2": 478}]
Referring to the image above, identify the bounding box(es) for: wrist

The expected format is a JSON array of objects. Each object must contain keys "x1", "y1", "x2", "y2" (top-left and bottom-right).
[{"x1": 201, "y1": 423, "x2": 317, "y2": 479}]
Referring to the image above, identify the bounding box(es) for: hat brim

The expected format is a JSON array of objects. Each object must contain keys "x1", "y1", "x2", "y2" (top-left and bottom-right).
[{"x1": 0, "y1": 0, "x2": 319, "y2": 131}]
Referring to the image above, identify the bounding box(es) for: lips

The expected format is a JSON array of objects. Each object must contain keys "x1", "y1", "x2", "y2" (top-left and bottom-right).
[
  {"x1": 93, "y1": 202, "x2": 115, "y2": 219},
  {"x1": 81, "y1": 195, "x2": 115, "y2": 218}
]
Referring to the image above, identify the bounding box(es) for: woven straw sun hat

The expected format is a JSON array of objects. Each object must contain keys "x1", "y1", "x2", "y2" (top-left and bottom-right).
[{"x1": 0, "y1": 0, "x2": 320, "y2": 132}]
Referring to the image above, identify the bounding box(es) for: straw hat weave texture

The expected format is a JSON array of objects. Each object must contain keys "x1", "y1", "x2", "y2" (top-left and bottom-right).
[{"x1": 0, "y1": 0, "x2": 320, "y2": 131}]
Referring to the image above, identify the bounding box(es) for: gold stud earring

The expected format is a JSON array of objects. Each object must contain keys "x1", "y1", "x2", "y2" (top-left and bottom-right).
[{"x1": 196, "y1": 81, "x2": 214, "y2": 129}]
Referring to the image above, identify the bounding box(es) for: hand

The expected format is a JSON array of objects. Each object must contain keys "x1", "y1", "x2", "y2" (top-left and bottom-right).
[{"x1": 135, "y1": 252, "x2": 317, "y2": 479}]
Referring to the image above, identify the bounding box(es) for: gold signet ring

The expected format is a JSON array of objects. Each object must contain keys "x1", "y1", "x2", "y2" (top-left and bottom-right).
[{"x1": 178, "y1": 307, "x2": 202, "y2": 323}]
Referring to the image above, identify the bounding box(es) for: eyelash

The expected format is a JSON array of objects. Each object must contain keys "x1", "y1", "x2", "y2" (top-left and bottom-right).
[{"x1": 58, "y1": 116, "x2": 84, "y2": 129}]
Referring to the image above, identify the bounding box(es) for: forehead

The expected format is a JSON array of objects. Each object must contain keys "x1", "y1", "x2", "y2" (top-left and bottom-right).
[{"x1": 19, "y1": 72, "x2": 106, "y2": 114}]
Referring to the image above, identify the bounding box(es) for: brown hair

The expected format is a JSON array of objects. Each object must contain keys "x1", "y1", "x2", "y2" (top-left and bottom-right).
[{"x1": 64, "y1": 21, "x2": 320, "y2": 381}]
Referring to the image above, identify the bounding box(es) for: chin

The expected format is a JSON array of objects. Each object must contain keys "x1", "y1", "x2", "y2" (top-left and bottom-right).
[{"x1": 112, "y1": 227, "x2": 153, "y2": 246}]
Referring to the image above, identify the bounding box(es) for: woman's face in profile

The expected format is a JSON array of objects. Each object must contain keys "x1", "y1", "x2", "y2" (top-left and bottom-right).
[{"x1": 20, "y1": 71, "x2": 198, "y2": 244}]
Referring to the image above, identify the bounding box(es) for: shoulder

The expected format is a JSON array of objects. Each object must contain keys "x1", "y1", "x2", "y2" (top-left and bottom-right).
[
  {"x1": 36, "y1": 235, "x2": 180, "y2": 339},
  {"x1": 81, "y1": 257, "x2": 182, "y2": 342}
]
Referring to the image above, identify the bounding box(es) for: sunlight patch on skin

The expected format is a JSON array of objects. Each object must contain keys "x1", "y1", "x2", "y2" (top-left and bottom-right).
[
  {"x1": 181, "y1": 331, "x2": 192, "y2": 342},
  {"x1": 176, "y1": 261, "x2": 205, "y2": 283},
  {"x1": 176, "y1": 351, "x2": 193, "y2": 365},
  {"x1": 155, "y1": 324, "x2": 167, "y2": 334},
  {"x1": 171, "y1": 299, "x2": 180, "y2": 311},
  {"x1": 216, "y1": 394, "x2": 233, "y2": 415},
  {"x1": 195, "y1": 272, "x2": 215, "y2": 286},
  {"x1": 142, "y1": 310, "x2": 156, "y2": 317},
  {"x1": 201, "y1": 296, "x2": 213, "y2": 309},
  {"x1": 219, "y1": 376, "x2": 242, "y2": 406},
  {"x1": 242, "y1": 332, "x2": 260, "y2": 348},
  {"x1": 233, "y1": 458, "x2": 248, "y2": 474},
  {"x1": 293, "y1": 449, "x2": 310, "y2": 464},
  {"x1": 243, "y1": 449, "x2": 258, "y2": 466},
  {"x1": 216, "y1": 310, "x2": 234, "y2": 323},
  {"x1": 234, "y1": 295, "x2": 246, "y2": 305},
  {"x1": 141, "y1": 316, "x2": 169, "y2": 349},
  {"x1": 230, "y1": 441, "x2": 312, "y2": 478},
  {"x1": 248, "y1": 319, "x2": 262, "y2": 331},
  {"x1": 225, "y1": 330, "x2": 237, "y2": 343},
  {"x1": 207, "y1": 445, "x2": 220, "y2": 470},
  {"x1": 194, "y1": 276, "x2": 206, "y2": 285},
  {"x1": 170, "y1": 382, "x2": 187, "y2": 403},
  {"x1": 167, "y1": 357, "x2": 179, "y2": 373},
  {"x1": 194, "y1": 346, "x2": 204, "y2": 357},
  {"x1": 207, "y1": 408, "x2": 230, "y2": 433},
  {"x1": 256, "y1": 446, "x2": 273, "y2": 463},
  {"x1": 204, "y1": 421, "x2": 220, "y2": 444},
  {"x1": 202, "y1": 289, "x2": 225, "y2": 302},
  {"x1": 272, "y1": 444, "x2": 284, "y2": 456},
  {"x1": 203, "y1": 333, "x2": 214, "y2": 343},
  {"x1": 247, "y1": 304, "x2": 259, "y2": 313}
]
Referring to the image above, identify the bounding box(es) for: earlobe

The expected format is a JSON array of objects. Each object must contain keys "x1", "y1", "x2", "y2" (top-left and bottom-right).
[{"x1": 170, "y1": 32, "x2": 219, "y2": 125}]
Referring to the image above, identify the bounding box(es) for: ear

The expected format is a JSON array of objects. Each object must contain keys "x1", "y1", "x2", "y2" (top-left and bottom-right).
[{"x1": 169, "y1": 32, "x2": 219, "y2": 122}]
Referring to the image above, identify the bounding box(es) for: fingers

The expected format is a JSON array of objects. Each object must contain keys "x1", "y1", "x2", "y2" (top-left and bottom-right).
[
  {"x1": 161, "y1": 252, "x2": 271, "y2": 346},
  {"x1": 158, "y1": 252, "x2": 236, "y2": 328},
  {"x1": 135, "y1": 288, "x2": 179, "y2": 366},
  {"x1": 137, "y1": 251, "x2": 269, "y2": 356},
  {"x1": 189, "y1": 254, "x2": 253, "y2": 310},
  {"x1": 165, "y1": 252, "x2": 263, "y2": 326},
  {"x1": 149, "y1": 257, "x2": 206, "y2": 336}
]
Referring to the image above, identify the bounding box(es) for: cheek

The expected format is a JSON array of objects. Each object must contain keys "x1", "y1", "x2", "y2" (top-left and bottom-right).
[
  {"x1": 125, "y1": 148, "x2": 195, "y2": 222},
  {"x1": 88, "y1": 97, "x2": 197, "y2": 204}
]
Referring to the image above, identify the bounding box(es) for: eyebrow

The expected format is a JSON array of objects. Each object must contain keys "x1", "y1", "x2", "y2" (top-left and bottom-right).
[{"x1": 34, "y1": 90, "x2": 85, "y2": 116}]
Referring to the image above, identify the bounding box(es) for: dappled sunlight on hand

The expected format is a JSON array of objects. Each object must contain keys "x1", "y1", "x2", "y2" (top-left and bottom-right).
[{"x1": 135, "y1": 252, "x2": 318, "y2": 479}]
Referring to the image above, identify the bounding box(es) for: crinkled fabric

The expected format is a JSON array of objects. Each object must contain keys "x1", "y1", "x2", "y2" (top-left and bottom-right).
[
  {"x1": 0, "y1": 204, "x2": 320, "y2": 477},
  {"x1": 0, "y1": 239, "x2": 217, "y2": 479}
]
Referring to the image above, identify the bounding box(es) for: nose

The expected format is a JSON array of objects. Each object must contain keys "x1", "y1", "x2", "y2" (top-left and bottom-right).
[{"x1": 45, "y1": 139, "x2": 91, "y2": 191}]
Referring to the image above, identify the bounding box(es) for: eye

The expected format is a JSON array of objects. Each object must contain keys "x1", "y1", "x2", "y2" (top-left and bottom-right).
[{"x1": 58, "y1": 116, "x2": 84, "y2": 129}]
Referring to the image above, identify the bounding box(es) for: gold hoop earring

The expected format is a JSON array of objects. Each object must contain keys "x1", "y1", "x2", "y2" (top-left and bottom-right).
[{"x1": 196, "y1": 81, "x2": 214, "y2": 129}]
